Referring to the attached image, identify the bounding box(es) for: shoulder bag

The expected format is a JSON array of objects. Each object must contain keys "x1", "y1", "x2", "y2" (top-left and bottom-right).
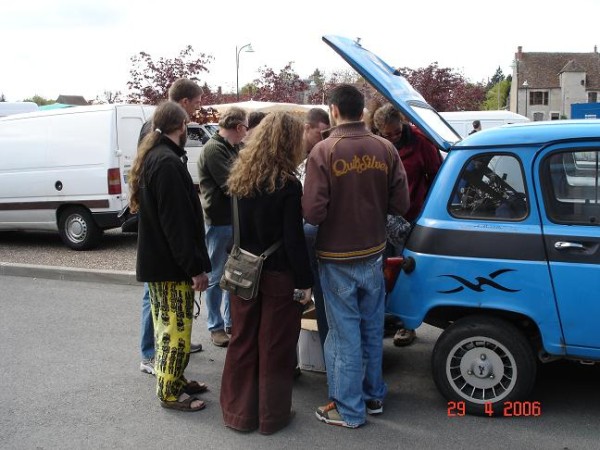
[{"x1": 219, "y1": 196, "x2": 282, "y2": 300}]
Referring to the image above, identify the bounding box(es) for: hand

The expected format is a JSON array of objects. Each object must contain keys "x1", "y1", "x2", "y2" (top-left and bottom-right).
[
  {"x1": 191, "y1": 273, "x2": 209, "y2": 292},
  {"x1": 299, "y1": 288, "x2": 312, "y2": 306}
]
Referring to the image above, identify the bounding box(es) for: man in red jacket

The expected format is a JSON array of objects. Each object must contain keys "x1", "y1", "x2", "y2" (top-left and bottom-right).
[{"x1": 373, "y1": 104, "x2": 442, "y2": 346}]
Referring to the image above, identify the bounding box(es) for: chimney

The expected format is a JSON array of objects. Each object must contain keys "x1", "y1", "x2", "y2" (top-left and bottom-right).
[
  {"x1": 517, "y1": 46, "x2": 523, "y2": 61},
  {"x1": 595, "y1": 45, "x2": 598, "y2": 53}
]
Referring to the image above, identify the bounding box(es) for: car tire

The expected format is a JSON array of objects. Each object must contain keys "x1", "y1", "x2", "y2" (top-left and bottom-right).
[
  {"x1": 432, "y1": 315, "x2": 536, "y2": 416},
  {"x1": 58, "y1": 206, "x2": 102, "y2": 250}
]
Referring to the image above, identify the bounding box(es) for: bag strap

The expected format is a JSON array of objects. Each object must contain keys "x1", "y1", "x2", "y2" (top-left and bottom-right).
[
  {"x1": 232, "y1": 195, "x2": 241, "y2": 248},
  {"x1": 232, "y1": 195, "x2": 282, "y2": 258}
]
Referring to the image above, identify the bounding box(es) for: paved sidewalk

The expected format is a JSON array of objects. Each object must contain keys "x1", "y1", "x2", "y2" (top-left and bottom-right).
[{"x1": 0, "y1": 261, "x2": 138, "y2": 285}]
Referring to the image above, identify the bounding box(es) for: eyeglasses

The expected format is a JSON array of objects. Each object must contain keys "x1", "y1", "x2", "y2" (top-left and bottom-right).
[
  {"x1": 380, "y1": 127, "x2": 403, "y2": 142},
  {"x1": 238, "y1": 124, "x2": 249, "y2": 131}
]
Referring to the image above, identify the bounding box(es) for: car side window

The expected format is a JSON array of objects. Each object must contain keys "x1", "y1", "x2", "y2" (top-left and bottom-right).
[
  {"x1": 186, "y1": 127, "x2": 207, "y2": 147},
  {"x1": 449, "y1": 154, "x2": 528, "y2": 221},
  {"x1": 542, "y1": 150, "x2": 600, "y2": 225}
]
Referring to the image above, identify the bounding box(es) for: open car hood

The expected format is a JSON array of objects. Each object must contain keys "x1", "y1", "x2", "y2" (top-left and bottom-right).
[{"x1": 323, "y1": 35, "x2": 460, "y2": 151}]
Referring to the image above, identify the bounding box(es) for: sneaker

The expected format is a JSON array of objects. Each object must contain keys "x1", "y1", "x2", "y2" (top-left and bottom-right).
[
  {"x1": 366, "y1": 399, "x2": 383, "y2": 415},
  {"x1": 211, "y1": 329, "x2": 230, "y2": 347},
  {"x1": 189, "y1": 342, "x2": 203, "y2": 353},
  {"x1": 140, "y1": 357, "x2": 155, "y2": 375},
  {"x1": 393, "y1": 328, "x2": 416, "y2": 347},
  {"x1": 315, "y1": 402, "x2": 359, "y2": 428}
]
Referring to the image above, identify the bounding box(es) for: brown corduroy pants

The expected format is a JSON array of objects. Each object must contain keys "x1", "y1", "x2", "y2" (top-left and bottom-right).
[{"x1": 220, "y1": 270, "x2": 302, "y2": 434}]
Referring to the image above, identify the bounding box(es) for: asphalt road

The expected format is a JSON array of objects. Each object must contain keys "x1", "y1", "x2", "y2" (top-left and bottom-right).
[{"x1": 2, "y1": 275, "x2": 600, "y2": 450}]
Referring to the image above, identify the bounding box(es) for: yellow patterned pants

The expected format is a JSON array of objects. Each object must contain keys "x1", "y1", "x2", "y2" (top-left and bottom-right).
[{"x1": 148, "y1": 281, "x2": 194, "y2": 401}]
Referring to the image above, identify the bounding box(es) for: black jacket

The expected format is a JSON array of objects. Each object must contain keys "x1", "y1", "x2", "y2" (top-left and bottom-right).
[
  {"x1": 235, "y1": 179, "x2": 313, "y2": 289},
  {"x1": 136, "y1": 136, "x2": 211, "y2": 281}
]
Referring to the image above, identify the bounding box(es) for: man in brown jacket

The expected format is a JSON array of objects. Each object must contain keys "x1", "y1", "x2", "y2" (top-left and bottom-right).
[{"x1": 303, "y1": 85, "x2": 409, "y2": 428}]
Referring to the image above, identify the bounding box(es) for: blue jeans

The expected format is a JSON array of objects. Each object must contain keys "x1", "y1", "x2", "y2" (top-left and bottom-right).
[
  {"x1": 204, "y1": 224, "x2": 232, "y2": 332},
  {"x1": 303, "y1": 223, "x2": 328, "y2": 349},
  {"x1": 140, "y1": 282, "x2": 155, "y2": 360},
  {"x1": 319, "y1": 255, "x2": 387, "y2": 427}
]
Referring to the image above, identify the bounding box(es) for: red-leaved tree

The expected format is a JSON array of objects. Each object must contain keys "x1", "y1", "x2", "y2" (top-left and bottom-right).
[
  {"x1": 127, "y1": 46, "x2": 213, "y2": 105},
  {"x1": 252, "y1": 63, "x2": 308, "y2": 103},
  {"x1": 397, "y1": 63, "x2": 486, "y2": 112}
]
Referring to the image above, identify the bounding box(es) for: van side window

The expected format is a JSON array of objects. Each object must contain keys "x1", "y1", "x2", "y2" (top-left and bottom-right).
[
  {"x1": 542, "y1": 150, "x2": 600, "y2": 225},
  {"x1": 449, "y1": 154, "x2": 528, "y2": 221}
]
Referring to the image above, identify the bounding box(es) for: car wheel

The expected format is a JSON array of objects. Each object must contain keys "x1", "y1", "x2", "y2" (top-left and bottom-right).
[
  {"x1": 58, "y1": 206, "x2": 102, "y2": 250},
  {"x1": 432, "y1": 315, "x2": 536, "y2": 416}
]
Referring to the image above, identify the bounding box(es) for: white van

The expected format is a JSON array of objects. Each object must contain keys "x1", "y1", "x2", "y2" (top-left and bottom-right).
[
  {"x1": 0, "y1": 104, "x2": 153, "y2": 249},
  {"x1": 439, "y1": 110, "x2": 529, "y2": 138},
  {"x1": 0, "y1": 102, "x2": 39, "y2": 117}
]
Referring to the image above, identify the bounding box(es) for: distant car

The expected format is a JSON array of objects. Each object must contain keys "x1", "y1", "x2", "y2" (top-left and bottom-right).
[
  {"x1": 326, "y1": 35, "x2": 600, "y2": 416},
  {"x1": 186, "y1": 122, "x2": 218, "y2": 187}
]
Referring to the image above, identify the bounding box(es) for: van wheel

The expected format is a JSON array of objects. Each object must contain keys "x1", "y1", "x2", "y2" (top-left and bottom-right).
[
  {"x1": 58, "y1": 206, "x2": 102, "y2": 250},
  {"x1": 432, "y1": 315, "x2": 536, "y2": 416}
]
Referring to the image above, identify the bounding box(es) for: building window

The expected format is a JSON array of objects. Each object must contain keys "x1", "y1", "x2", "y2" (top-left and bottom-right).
[
  {"x1": 533, "y1": 112, "x2": 544, "y2": 121},
  {"x1": 530, "y1": 91, "x2": 548, "y2": 105},
  {"x1": 550, "y1": 112, "x2": 560, "y2": 120},
  {"x1": 588, "y1": 92, "x2": 598, "y2": 103}
]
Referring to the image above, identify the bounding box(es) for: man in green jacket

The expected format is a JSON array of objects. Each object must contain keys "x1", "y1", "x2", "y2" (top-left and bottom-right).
[{"x1": 197, "y1": 106, "x2": 248, "y2": 347}]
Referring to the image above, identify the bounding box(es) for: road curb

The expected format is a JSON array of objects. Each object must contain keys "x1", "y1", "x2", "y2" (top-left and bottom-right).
[{"x1": 0, "y1": 262, "x2": 139, "y2": 286}]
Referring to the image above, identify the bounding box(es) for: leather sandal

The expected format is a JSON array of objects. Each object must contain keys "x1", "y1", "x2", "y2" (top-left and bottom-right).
[
  {"x1": 393, "y1": 328, "x2": 416, "y2": 347},
  {"x1": 183, "y1": 380, "x2": 208, "y2": 395},
  {"x1": 160, "y1": 393, "x2": 205, "y2": 412}
]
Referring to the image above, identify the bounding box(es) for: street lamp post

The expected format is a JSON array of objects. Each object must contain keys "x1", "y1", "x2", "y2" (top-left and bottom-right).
[
  {"x1": 522, "y1": 80, "x2": 529, "y2": 118},
  {"x1": 236, "y1": 43, "x2": 254, "y2": 101}
]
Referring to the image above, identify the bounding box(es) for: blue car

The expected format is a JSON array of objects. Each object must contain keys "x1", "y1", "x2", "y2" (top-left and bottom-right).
[{"x1": 325, "y1": 35, "x2": 600, "y2": 415}]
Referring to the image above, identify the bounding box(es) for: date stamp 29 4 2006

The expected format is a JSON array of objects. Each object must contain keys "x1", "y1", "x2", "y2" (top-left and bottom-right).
[{"x1": 447, "y1": 401, "x2": 542, "y2": 417}]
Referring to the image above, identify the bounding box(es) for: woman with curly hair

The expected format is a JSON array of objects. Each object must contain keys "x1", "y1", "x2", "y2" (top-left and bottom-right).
[
  {"x1": 220, "y1": 111, "x2": 313, "y2": 434},
  {"x1": 129, "y1": 101, "x2": 211, "y2": 412}
]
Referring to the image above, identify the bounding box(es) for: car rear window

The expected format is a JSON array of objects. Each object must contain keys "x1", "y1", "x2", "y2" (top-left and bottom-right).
[{"x1": 448, "y1": 153, "x2": 528, "y2": 221}]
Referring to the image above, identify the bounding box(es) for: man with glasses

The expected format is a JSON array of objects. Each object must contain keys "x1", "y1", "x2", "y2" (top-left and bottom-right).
[
  {"x1": 373, "y1": 103, "x2": 442, "y2": 347},
  {"x1": 197, "y1": 106, "x2": 248, "y2": 347}
]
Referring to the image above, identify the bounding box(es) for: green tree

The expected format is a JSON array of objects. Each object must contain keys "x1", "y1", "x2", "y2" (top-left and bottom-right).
[
  {"x1": 483, "y1": 79, "x2": 511, "y2": 110},
  {"x1": 240, "y1": 82, "x2": 258, "y2": 99},
  {"x1": 488, "y1": 66, "x2": 505, "y2": 89},
  {"x1": 127, "y1": 45, "x2": 213, "y2": 105},
  {"x1": 22, "y1": 95, "x2": 55, "y2": 106}
]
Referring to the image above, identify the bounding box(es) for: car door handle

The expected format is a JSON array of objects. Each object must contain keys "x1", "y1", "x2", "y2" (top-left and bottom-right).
[{"x1": 554, "y1": 241, "x2": 585, "y2": 250}]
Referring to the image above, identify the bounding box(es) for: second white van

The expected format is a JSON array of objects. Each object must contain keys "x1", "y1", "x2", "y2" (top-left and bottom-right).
[{"x1": 440, "y1": 110, "x2": 529, "y2": 138}]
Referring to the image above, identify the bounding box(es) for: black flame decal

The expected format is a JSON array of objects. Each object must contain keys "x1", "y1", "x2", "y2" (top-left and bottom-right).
[{"x1": 437, "y1": 269, "x2": 520, "y2": 294}]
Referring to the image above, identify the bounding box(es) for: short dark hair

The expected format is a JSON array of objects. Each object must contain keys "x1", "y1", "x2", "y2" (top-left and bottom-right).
[
  {"x1": 306, "y1": 108, "x2": 330, "y2": 127},
  {"x1": 327, "y1": 84, "x2": 364, "y2": 121},
  {"x1": 168, "y1": 79, "x2": 203, "y2": 103},
  {"x1": 248, "y1": 111, "x2": 267, "y2": 130},
  {"x1": 473, "y1": 120, "x2": 481, "y2": 128}
]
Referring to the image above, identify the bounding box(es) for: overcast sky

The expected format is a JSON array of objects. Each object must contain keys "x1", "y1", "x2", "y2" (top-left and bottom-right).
[{"x1": 1, "y1": 0, "x2": 599, "y2": 102}]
